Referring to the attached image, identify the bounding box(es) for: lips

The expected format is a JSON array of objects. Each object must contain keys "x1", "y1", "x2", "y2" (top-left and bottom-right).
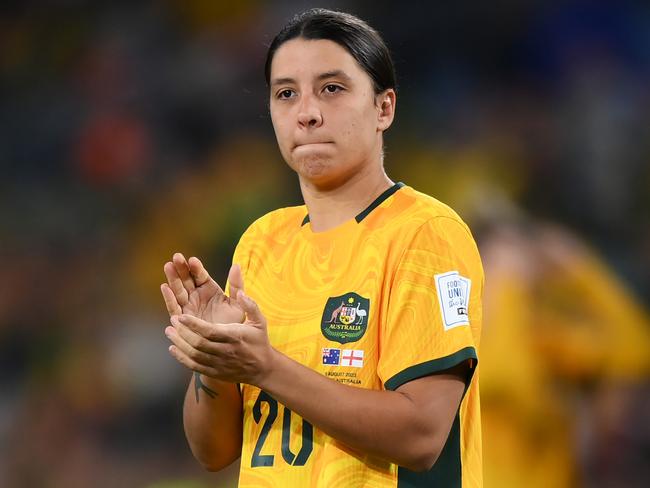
[{"x1": 294, "y1": 141, "x2": 333, "y2": 149}]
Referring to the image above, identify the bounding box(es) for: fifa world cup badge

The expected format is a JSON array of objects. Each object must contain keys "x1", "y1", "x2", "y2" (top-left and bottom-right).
[{"x1": 434, "y1": 271, "x2": 471, "y2": 330}]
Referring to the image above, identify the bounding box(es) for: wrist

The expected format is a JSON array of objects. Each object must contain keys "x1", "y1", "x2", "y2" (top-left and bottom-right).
[
  {"x1": 197, "y1": 372, "x2": 232, "y2": 390},
  {"x1": 253, "y1": 346, "x2": 283, "y2": 391}
]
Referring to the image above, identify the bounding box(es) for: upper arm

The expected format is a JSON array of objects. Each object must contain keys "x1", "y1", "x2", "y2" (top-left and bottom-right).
[
  {"x1": 396, "y1": 361, "x2": 470, "y2": 429},
  {"x1": 376, "y1": 216, "x2": 482, "y2": 469},
  {"x1": 394, "y1": 361, "x2": 471, "y2": 469}
]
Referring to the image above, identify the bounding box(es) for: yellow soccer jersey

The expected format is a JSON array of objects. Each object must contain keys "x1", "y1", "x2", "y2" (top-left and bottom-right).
[{"x1": 231, "y1": 183, "x2": 483, "y2": 487}]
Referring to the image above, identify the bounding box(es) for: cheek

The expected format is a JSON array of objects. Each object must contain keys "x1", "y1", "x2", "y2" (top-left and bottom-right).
[
  {"x1": 348, "y1": 98, "x2": 377, "y2": 136},
  {"x1": 271, "y1": 114, "x2": 290, "y2": 146},
  {"x1": 338, "y1": 113, "x2": 374, "y2": 146}
]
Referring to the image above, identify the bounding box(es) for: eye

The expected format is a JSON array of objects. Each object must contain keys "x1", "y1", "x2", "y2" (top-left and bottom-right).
[
  {"x1": 277, "y1": 89, "x2": 295, "y2": 100},
  {"x1": 324, "y1": 84, "x2": 342, "y2": 94}
]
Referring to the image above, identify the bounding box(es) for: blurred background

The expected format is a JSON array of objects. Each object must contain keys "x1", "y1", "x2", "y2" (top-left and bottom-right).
[{"x1": 1, "y1": 1, "x2": 649, "y2": 486}]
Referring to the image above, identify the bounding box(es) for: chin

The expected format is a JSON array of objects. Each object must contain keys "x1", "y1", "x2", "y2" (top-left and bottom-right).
[
  {"x1": 292, "y1": 153, "x2": 331, "y2": 178},
  {"x1": 299, "y1": 165, "x2": 351, "y2": 192},
  {"x1": 302, "y1": 161, "x2": 329, "y2": 179}
]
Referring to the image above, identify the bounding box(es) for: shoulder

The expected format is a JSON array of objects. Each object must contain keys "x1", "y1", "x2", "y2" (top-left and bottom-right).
[
  {"x1": 377, "y1": 185, "x2": 474, "y2": 242},
  {"x1": 379, "y1": 186, "x2": 483, "y2": 276},
  {"x1": 237, "y1": 205, "x2": 306, "y2": 247},
  {"x1": 389, "y1": 186, "x2": 484, "y2": 284}
]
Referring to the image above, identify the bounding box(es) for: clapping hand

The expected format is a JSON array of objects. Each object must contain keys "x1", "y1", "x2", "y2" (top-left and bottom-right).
[
  {"x1": 161, "y1": 253, "x2": 245, "y2": 324},
  {"x1": 161, "y1": 253, "x2": 275, "y2": 386}
]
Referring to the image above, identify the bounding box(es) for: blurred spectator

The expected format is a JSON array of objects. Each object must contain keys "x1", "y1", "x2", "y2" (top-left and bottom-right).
[{"x1": 475, "y1": 194, "x2": 650, "y2": 487}]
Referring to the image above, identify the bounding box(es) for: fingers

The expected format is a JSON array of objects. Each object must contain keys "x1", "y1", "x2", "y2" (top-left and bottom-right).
[
  {"x1": 175, "y1": 314, "x2": 239, "y2": 344},
  {"x1": 188, "y1": 256, "x2": 223, "y2": 295},
  {"x1": 236, "y1": 290, "x2": 265, "y2": 325},
  {"x1": 167, "y1": 343, "x2": 220, "y2": 378},
  {"x1": 173, "y1": 252, "x2": 196, "y2": 294},
  {"x1": 228, "y1": 264, "x2": 245, "y2": 298},
  {"x1": 165, "y1": 318, "x2": 235, "y2": 377},
  {"x1": 166, "y1": 322, "x2": 216, "y2": 365},
  {"x1": 164, "y1": 261, "x2": 189, "y2": 306},
  {"x1": 161, "y1": 283, "x2": 182, "y2": 316},
  {"x1": 188, "y1": 256, "x2": 211, "y2": 286}
]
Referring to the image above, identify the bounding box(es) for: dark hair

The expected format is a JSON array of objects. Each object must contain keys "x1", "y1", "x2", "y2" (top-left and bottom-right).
[{"x1": 264, "y1": 8, "x2": 396, "y2": 95}]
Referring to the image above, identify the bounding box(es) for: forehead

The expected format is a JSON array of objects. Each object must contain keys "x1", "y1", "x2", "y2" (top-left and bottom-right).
[{"x1": 270, "y1": 38, "x2": 369, "y2": 83}]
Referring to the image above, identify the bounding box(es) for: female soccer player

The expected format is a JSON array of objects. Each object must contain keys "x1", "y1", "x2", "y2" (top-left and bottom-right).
[{"x1": 162, "y1": 8, "x2": 483, "y2": 487}]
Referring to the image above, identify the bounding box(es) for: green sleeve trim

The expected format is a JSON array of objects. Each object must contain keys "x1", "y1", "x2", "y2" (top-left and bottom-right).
[{"x1": 384, "y1": 346, "x2": 478, "y2": 391}]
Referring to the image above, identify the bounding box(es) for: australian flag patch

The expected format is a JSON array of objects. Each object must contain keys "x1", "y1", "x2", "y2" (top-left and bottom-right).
[{"x1": 322, "y1": 348, "x2": 341, "y2": 365}]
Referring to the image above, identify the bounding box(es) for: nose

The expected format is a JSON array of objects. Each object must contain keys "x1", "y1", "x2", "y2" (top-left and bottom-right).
[{"x1": 297, "y1": 94, "x2": 323, "y2": 129}]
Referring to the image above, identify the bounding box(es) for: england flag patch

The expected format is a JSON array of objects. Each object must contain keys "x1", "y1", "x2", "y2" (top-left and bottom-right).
[
  {"x1": 434, "y1": 271, "x2": 471, "y2": 330},
  {"x1": 341, "y1": 349, "x2": 364, "y2": 368}
]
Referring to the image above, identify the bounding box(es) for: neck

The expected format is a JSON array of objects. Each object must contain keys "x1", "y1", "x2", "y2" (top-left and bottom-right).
[{"x1": 300, "y1": 163, "x2": 394, "y2": 233}]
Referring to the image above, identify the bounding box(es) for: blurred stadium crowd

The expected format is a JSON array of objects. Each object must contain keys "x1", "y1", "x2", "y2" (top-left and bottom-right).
[{"x1": 1, "y1": 1, "x2": 649, "y2": 487}]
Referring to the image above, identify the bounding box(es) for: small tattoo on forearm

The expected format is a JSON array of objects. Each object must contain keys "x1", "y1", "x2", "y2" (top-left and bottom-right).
[{"x1": 194, "y1": 372, "x2": 217, "y2": 403}]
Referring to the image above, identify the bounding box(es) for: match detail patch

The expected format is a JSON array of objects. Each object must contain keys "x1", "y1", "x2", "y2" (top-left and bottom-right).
[{"x1": 434, "y1": 271, "x2": 471, "y2": 330}]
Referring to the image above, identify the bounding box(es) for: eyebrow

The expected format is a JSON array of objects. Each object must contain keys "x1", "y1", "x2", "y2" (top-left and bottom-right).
[{"x1": 270, "y1": 70, "x2": 353, "y2": 87}]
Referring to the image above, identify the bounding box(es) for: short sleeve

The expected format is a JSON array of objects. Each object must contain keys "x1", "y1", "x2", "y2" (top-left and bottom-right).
[{"x1": 379, "y1": 216, "x2": 483, "y2": 391}]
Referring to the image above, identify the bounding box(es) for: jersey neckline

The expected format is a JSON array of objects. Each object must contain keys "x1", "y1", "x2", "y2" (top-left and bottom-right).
[
  {"x1": 300, "y1": 181, "x2": 405, "y2": 227},
  {"x1": 298, "y1": 182, "x2": 406, "y2": 242}
]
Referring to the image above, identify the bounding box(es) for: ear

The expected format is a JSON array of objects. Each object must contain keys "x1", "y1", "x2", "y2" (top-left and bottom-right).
[{"x1": 376, "y1": 89, "x2": 396, "y2": 132}]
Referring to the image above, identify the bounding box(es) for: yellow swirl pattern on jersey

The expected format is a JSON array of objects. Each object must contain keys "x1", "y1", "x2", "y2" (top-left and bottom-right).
[{"x1": 231, "y1": 184, "x2": 483, "y2": 487}]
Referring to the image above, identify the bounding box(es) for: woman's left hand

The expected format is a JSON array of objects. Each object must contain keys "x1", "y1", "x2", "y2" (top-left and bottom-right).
[{"x1": 165, "y1": 290, "x2": 276, "y2": 387}]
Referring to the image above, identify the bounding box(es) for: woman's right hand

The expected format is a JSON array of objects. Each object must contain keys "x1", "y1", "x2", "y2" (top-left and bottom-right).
[{"x1": 161, "y1": 253, "x2": 245, "y2": 325}]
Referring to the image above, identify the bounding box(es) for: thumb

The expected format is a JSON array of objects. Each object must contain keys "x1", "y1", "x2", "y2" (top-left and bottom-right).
[
  {"x1": 236, "y1": 290, "x2": 264, "y2": 324},
  {"x1": 228, "y1": 263, "x2": 245, "y2": 298}
]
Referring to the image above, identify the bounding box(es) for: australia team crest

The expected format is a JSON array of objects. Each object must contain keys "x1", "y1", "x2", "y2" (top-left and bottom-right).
[{"x1": 321, "y1": 292, "x2": 370, "y2": 344}]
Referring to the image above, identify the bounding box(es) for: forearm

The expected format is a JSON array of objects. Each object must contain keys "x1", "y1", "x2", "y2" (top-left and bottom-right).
[
  {"x1": 256, "y1": 350, "x2": 459, "y2": 471},
  {"x1": 183, "y1": 373, "x2": 243, "y2": 471},
  {"x1": 165, "y1": 297, "x2": 464, "y2": 471}
]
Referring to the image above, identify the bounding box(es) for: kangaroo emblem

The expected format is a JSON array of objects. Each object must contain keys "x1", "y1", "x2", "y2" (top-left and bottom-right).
[{"x1": 328, "y1": 301, "x2": 345, "y2": 323}]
